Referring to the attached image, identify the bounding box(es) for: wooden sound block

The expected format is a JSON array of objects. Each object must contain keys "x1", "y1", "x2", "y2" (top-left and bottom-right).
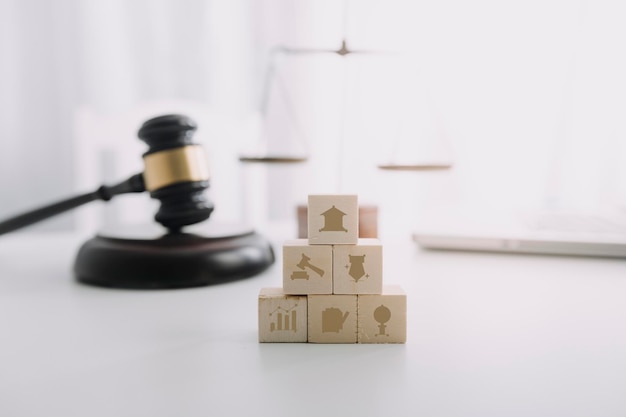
[
  {"x1": 75, "y1": 227, "x2": 275, "y2": 289},
  {"x1": 358, "y1": 286, "x2": 407, "y2": 344},
  {"x1": 307, "y1": 195, "x2": 358, "y2": 245},
  {"x1": 333, "y1": 238, "x2": 383, "y2": 294},
  {"x1": 283, "y1": 239, "x2": 333, "y2": 295},
  {"x1": 308, "y1": 294, "x2": 358, "y2": 343},
  {"x1": 258, "y1": 288, "x2": 308, "y2": 343}
]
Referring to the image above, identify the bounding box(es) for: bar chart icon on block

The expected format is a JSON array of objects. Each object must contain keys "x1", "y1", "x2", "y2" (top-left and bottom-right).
[
  {"x1": 269, "y1": 305, "x2": 299, "y2": 333},
  {"x1": 259, "y1": 288, "x2": 308, "y2": 343}
]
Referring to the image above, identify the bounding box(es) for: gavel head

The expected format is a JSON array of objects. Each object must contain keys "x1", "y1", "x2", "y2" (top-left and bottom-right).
[{"x1": 138, "y1": 114, "x2": 214, "y2": 232}]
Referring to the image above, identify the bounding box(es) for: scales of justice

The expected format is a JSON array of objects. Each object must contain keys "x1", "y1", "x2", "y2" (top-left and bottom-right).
[{"x1": 238, "y1": 3, "x2": 453, "y2": 241}]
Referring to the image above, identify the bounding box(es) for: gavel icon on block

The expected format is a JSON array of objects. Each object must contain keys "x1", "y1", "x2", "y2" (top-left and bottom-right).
[
  {"x1": 0, "y1": 114, "x2": 274, "y2": 289},
  {"x1": 290, "y1": 253, "x2": 325, "y2": 280}
]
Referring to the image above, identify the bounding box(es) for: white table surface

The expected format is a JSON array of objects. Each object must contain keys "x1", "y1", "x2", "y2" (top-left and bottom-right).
[{"x1": 1, "y1": 231, "x2": 626, "y2": 417}]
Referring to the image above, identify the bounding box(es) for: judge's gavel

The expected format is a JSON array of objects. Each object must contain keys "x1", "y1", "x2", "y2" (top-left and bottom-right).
[{"x1": 0, "y1": 114, "x2": 213, "y2": 235}]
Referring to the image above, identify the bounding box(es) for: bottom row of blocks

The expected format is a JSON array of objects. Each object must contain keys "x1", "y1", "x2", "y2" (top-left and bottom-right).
[{"x1": 259, "y1": 285, "x2": 406, "y2": 344}]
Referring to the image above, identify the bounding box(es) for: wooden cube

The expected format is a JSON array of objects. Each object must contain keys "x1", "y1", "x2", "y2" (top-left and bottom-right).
[
  {"x1": 258, "y1": 288, "x2": 308, "y2": 343},
  {"x1": 283, "y1": 239, "x2": 333, "y2": 294},
  {"x1": 333, "y1": 238, "x2": 383, "y2": 294},
  {"x1": 308, "y1": 294, "x2": 357, "y2": 343},
  {"x1": 358, "y1": 286, "x2": 407, "y2": 344},
  {"x1": 307, "y1": 195, "x2": 358, "y2": 245}
]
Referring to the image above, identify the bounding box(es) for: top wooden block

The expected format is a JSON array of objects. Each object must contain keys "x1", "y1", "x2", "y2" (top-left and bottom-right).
[{"x1": 307, "y1": 195, "x2": 358, "y2": 245}]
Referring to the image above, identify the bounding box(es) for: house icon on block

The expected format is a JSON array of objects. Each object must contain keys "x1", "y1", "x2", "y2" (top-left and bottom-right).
[{"x1": 319, "y1": 205, "x2": 348, "y2": 232}]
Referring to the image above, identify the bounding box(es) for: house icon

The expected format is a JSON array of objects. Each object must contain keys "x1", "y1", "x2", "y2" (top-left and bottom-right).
[{"x1": 319, "y1": 205, "x2": 348, "y2": 232}]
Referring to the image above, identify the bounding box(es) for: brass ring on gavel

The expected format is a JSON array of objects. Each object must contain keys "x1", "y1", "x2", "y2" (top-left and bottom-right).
[{"x1": 142, "y1": 145, "x2": 210, "y2": 192}]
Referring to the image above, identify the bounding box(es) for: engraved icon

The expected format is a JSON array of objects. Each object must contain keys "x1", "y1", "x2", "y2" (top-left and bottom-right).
[
  {"x1": 269, "y1": 304, "x2": 298, "y2": 333},
  {"x1": 290, "y1": 253, "x2": 325, "y2": 280},
  {"x1": 319, "y1": 205, "x2": 348, "y2": 232},
  {"x1": 346, "y1": 254, "x2": 368, "y2": 282},
  {"x1": 322, "y1": 308, "x2": 349, "y2": 333},
  {"x1": 373, "y1": 305, "x2": 391, "y2": 336}
]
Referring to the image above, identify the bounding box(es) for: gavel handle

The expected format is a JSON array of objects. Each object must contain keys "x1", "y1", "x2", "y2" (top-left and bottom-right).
[
  {"x1": 0, "y1": 174, "x2": 145, "y2": 236},
  {"x1": 307, "y1": 264, "x2": 325, "y2": 277}
]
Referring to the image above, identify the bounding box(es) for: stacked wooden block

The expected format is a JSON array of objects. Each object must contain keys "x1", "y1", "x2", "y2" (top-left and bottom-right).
[{"x1": 259, "y1": 195, "x2": 407, "y2": 344}]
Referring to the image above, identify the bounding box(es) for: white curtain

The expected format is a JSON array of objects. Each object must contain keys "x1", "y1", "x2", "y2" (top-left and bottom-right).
[{"x1": 0, "y1": 1, "x2": 78, "y2": 231}]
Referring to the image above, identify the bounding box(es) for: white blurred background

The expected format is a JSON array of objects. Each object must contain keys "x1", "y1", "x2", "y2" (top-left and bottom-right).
[{"x1": 1, "y1": 0, "x2": 626, "y2": 238}]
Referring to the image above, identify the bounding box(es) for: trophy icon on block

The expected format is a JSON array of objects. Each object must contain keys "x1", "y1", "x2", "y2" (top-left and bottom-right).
[{"x1": 258, "y1": 194, "x2": 407, "y2": 344}]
